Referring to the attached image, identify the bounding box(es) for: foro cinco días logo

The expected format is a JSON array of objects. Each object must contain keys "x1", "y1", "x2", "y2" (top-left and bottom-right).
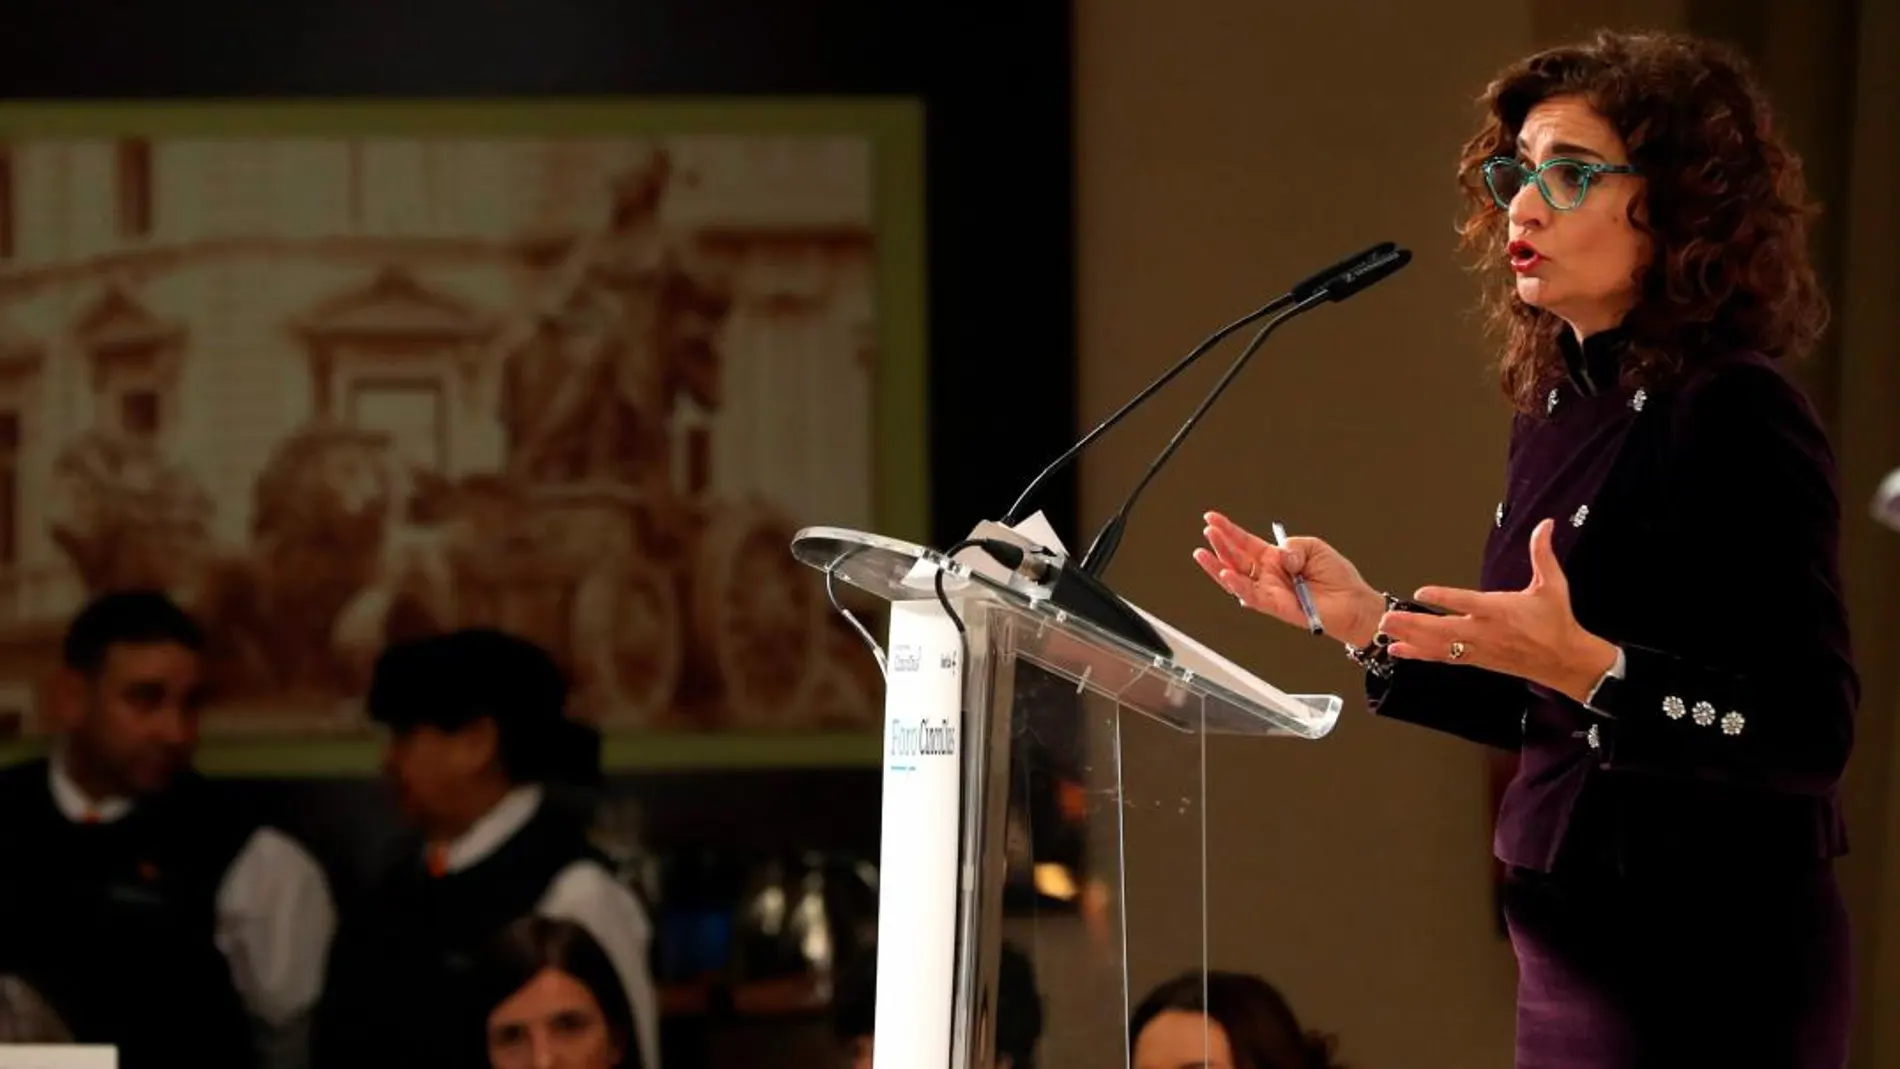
[{"x1": 888, "y1": 716, "x2": 959, "y2": 759}]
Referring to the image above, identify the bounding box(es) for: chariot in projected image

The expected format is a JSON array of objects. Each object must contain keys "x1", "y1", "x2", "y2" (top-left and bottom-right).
[{"x1": 0, "y1": 115, "x2": 897, "y2": 739}]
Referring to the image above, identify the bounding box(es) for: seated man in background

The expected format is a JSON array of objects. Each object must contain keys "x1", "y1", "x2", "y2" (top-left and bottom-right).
[
  {"x1": 314, "y1": 628, "x2": 659, "y2": 1069},
  {"x1": 0, "y1": 590, "x2": 336, "y2": 1069},
  {"x1": 832, "y1": 941, "x2": 1043, "y2": 1069}
]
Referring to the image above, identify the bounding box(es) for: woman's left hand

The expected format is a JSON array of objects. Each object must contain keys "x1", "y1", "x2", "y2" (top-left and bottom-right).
[{"x1": 1379, "y1": 518, "x2": 1621, "y2": 702}]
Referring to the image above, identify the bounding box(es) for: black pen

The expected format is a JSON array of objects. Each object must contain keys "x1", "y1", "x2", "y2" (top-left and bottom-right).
[{"x1": 1272, "y1": 521, "x2": 1325, "y2": 635}]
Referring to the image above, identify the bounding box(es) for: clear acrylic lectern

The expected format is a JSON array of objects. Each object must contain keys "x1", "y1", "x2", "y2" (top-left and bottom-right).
[{"x1": 790, "y1": 526, "x2": 1341, "y2": 1069}]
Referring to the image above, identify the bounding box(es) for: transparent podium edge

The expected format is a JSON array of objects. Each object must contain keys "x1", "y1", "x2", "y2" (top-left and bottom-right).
[{"x1": 791, "y1": 525, "x2": 1343, "y2": 740}]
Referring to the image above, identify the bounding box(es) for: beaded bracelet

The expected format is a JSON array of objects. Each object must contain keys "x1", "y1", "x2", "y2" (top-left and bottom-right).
[
  {"x1": 1345, "y1": 631, "x2": 1396, "y2": 679},
  {"x1": 1343, "y1": 592, "x2": 1444, "y2": 679}
]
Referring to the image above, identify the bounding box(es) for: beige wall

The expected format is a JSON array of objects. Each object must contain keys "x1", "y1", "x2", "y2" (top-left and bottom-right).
[
  {"x1": 1073, "y1": 4, "x2": 1531, "y2": 1066},
  {"x1": 1071, "y1": 1, "x2": 1900, "y2": 1067},
  {"x1": 1835, "y1": 0, "x2": 1900, "y2": 1063}
]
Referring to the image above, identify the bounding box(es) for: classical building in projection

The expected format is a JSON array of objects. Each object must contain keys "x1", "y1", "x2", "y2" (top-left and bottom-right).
[{"x1": 0, "y1": 132, "x2": 882, "y2": 735}]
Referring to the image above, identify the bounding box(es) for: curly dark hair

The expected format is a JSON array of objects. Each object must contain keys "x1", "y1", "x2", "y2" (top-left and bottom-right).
[
  {"x1": 1130, "y1": 970, "x2": 1346, "y2": 1069},
  {"x1": 1456, "y1": 30, "x2": 1828, "y2": 413}
]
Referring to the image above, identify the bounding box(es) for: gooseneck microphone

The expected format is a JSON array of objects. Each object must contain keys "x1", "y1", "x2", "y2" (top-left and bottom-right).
[
  {"x1": 999, "y1": 242, "x2": 1399, "y2": 528},
  {"x1": 1077, "y1": 244, "x2": 1414, "y2": 578}
]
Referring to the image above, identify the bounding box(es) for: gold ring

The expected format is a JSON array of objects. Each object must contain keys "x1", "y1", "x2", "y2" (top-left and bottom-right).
[
  {"x1": 1248, "y1": 559, "x2": 1260, "y2": 581},
  {"x1": 1448, "y1": 640, "x2": 1468, "y2": 661}
]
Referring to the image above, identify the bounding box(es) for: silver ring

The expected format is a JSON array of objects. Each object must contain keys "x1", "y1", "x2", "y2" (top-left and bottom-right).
[{"x1": 1448, "y1": 640, "x2": 1468, "y2": 661}]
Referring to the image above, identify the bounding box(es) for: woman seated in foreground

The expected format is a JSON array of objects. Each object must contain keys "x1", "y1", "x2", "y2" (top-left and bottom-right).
[{"x1": 1132, "y1": 970, "x2": 1348, "y2": 1069}]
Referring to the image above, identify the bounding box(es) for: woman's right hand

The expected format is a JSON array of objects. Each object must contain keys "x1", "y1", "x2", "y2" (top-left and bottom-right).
[{"x1": 1192, "y1": 510, "x2": 1384, "y2": 647}]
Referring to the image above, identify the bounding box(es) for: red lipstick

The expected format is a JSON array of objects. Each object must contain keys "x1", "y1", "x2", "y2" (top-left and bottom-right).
[{"x1": 1507, "y1": 239, "x2": 1544, "y2": 273}]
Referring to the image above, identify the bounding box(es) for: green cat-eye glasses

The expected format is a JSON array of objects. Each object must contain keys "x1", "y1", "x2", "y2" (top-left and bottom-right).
[{"x1": 1480, "y1": 156, "x2": 1640, "y2": 212}]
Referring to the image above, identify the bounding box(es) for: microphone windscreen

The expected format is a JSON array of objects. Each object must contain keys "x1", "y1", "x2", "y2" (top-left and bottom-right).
[{"x1": 1289, "y1": 241, "x2": 1396, "y2": 301}]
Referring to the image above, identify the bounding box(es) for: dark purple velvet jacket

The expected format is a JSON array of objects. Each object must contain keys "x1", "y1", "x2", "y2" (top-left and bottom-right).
[{"x1": 1369, "y1": 329, "x2": 1858, "y2": 875}]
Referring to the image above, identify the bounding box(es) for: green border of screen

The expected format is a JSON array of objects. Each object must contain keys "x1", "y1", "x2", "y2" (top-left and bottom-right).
[{"x1": 0, "y1": 98, "x2": 925, "y2": 773}]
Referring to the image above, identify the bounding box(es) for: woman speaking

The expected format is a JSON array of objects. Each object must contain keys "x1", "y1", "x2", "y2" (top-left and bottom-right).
[{"x1": 1195, "y1": 31, "x2": 1856, "y2": 1069}]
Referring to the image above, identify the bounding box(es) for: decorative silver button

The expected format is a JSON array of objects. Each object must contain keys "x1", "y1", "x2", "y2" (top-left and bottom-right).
[
  {"x1": 1547, "y1": 388, "x2": 1560, "y2": 414},
  {"x1": 1586, "y1": 723, "x2": 1601, "y2": 751},
  {"x1": 1720, "y1": 711, "x2": 1744, "y2": 736},
  {"x1": 1570, "y1": 504, "x2": 1590, "y2": 527},
  {"x1": 1663, "y1": 695, "x2": 1686, "y2": 719},
  {"x1": 1691, "y1": 701, "x2": 1717, "y2": 727},
  {"x1": 1495, "y1": 502, "x2": 1505, "y2": 528},
  {"x1": 1630, "y1": 388, "x2": 1647, "y2": 412}
]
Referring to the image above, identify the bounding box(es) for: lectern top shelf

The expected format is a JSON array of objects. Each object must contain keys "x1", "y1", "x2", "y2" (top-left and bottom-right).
[{"x1": 790, "y1": 526, "x2": 1342, "y2": 741}]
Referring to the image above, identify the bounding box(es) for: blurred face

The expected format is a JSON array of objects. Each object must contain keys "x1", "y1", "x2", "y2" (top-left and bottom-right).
[
  {"x1": 56, "y1": 641, "x2": 205, "y2": 797},
  {"x1": 486, "y1": 967, "x2": 620, "y2": 1069},
  {"x1": 1496, "y1": 95, "x2": 1649, "y2": 337},
  {"x1": 839, "y1": 1036, "x2": 1012, "y2": 1069},
  {"x1": 379, "y1": 719, "x2": 496, "y2": 833},
  {"x1": 1134, "y1": 1010, "x2": 1235, "y2": 1069}
]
